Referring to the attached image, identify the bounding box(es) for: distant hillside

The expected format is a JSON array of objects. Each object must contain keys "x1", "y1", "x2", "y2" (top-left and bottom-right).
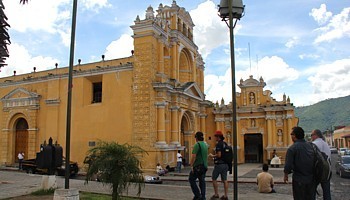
[{"x1": 295, "y1": 95, "x2": 350, "y2": 133}]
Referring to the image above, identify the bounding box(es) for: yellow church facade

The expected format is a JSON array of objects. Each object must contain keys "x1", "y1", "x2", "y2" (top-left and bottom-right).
[
  {"x1": 205, "y1": 76, "x2": 299, "y2": 164},
  {"x1": 0, "y1": 2, "x2": 298, "y2": 171}
]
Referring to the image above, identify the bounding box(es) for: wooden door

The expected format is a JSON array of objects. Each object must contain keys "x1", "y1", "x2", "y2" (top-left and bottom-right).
[
  {"x1": 15, "y1": 118, "x2": 28, "y2": 162},
  {"x1": 15, "y1": 130, "x2": 28, "y2": 162}
]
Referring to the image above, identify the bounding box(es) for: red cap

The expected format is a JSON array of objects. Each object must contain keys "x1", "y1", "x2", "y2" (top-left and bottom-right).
[{"x1": 214, "y1": 130, "x2": 223, "y2": 136}]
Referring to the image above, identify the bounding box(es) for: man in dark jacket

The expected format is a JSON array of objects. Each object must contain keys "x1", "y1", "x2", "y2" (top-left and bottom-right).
[{"x1": 284, "y1": 126, "x2": 316, "y2": 200}]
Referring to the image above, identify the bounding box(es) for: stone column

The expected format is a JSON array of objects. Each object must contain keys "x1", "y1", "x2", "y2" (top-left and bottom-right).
[
  {"x1": 155, "y1": 102, "x2": 167, "y2": 147},
  {"x1": 28, "y1": 128, "x2": 38, "y2": 159},
  {"x1": 287, "y1": 118, "x2": 293, "y2": 145},
  {"x1": 267, "y1": 116, "x2": 272, "y2": 147},
  {"x1": 271, "y1": 119, "x2": 276, "y2": 147},
  {"x1": 199, "y1": 113, "x2": 207, "y2": 134},
  {"x1": 170, "y1": 106, "x2": 180, "y2": 146},
  {"x1": 1, "y1": 129, "x2": 9, "y2": 164}
]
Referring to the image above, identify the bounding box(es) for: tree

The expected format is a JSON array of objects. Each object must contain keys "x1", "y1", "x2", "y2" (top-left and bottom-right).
[
  {"x1": 0, "y1": 0, "x2": 10, "y2": 68},
  {"x1": 84, "y1": 141, "x2": 146, "y2": 200},
  {"x1": 0, "y1": 0, "x2": 28, "y2": 69}
]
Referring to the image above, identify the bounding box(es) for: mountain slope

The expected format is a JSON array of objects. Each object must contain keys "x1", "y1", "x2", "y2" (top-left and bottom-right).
[{"x1": 295, "y1": 95, "x2": 350, "y2": 132}]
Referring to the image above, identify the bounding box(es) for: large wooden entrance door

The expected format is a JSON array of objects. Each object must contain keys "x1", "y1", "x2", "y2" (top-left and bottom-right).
[
  {"x1": 15, "y1": 118, "x2": 28, "y2": 162},
  {"x1": 244, "y1": 133, "x2": 263, "y2": 163}
]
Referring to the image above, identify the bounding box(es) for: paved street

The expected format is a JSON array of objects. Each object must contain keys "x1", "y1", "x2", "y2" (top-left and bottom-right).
[{"x1": 1, "y1": 159, "x2": 349, "y2": 200}]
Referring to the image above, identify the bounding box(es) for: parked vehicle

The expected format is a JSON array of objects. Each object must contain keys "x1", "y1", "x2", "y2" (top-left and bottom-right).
[
  {"x1": 330, "y1": 147, "x2": 338, "y2": 154},
  {"x1": 338, "y1": 148, "x2": 349, "y2": 156},
  {"x1": 22, "y1": 158, "x2": 79, "y2": 176},
  {"x1": 335, "y1": 155, "x2": 350, "y2": 178},
  {"x1": 345, "y1": 149, "x2": 350, "y2": 155}
]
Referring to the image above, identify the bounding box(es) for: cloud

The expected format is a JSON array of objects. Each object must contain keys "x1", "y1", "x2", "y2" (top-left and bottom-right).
[
  {"x1": 1, "y1": 43, "x2": 59, "y2": 77},
  {"x1": 314, "y1": 7, "x2": 350, "y2": 43},
  {"x1": 308, "y1": 59, "x2": 350, "y2": 103},
  {"x1": 204, "y1": 56, "x2": 299, "y2": 103},
  {"x1": 80, "y1": 0, "x2": 111, "y2": 12},
  {"x1": 5, "y1": 0, "x2": 71, "y2": 33},
  {"x1": 310, "y1": 4, "x2": 332, "y2": 25},
  {"x1": 190, "y1": 0, "x2": 239, "y2": 59},
  {"x1": 104, "y1": 34, "x2": 134, "y2": 60},
  {"x1": 299, "y1": 54, "x2": 320, "y2": 60},
  {"x1": 285, "y1": 36, "x2": 299, "y2": 48}
]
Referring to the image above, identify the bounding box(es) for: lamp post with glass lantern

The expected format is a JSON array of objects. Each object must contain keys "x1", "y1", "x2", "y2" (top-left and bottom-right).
[{"x1": 218, "y1": 0, "x2": 244, "y2": 199}]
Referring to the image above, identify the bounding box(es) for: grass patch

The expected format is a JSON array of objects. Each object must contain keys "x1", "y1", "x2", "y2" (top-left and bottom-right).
[
  {"x1": 31, "y1": 188, "x2": 55, "y2": 196},
  {"x1": 80, "y1": 192, "x2": 111, "y2": 200},
  {"x1": 79, "y1": 192, "x2": 139, "y2": 200}
]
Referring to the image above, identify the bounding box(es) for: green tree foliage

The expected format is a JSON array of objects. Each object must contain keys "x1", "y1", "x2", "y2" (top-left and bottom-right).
[
  {"x1": 84, "y1": 141, "x2": 146, "y2": 200},
  {"x1": 0, "y1": 0, "x2": 10, "y2": 68}
]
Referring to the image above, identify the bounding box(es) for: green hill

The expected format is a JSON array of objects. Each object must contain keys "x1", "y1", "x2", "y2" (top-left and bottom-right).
[{"x1": 295, "y1": 95, "x2": 350, "y2": 133}]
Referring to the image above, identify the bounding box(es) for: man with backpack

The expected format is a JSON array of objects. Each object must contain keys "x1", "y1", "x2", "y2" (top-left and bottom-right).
[
  {"x1": 311, "y1": 129, "x2": 332, "y2": 200},
  {"x1": 284, "y1": 126, "x2": 317, "y2": 200},
  {"x1": 189, "y1": 131, "x2": 208, "y2": 200},
  {"x1": 209, "y1": 130, "x2": 229, "y2": 200}
]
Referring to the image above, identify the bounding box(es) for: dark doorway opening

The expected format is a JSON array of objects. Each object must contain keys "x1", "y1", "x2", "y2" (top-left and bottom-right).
[{"x1": 244, "y1": 133, "x2": 263, "y2": 163}]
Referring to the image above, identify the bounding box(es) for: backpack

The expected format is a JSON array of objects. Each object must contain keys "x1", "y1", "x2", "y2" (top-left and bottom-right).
[
  {"x1": 222, "y1": 142, "x2": 233, "y2": 174},
  {"x1": 310, "y1": 143, "x2": 331, "y2": 183}
]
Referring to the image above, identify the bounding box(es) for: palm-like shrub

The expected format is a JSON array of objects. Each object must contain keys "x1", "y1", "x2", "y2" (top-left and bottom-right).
[{"x1": 84, "y1": 141, "x2": 146, "y2": 200}]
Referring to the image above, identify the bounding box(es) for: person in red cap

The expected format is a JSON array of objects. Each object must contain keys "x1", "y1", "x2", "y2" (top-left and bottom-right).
[{"x1": 209, "y1": 130, "x2": 229, "y2": 200}]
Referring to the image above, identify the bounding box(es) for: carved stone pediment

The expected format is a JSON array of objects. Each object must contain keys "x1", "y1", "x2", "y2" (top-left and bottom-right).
[
  {"x1": 1, "y1": 88, "x2": 41, "y2": 109},
  {"x1": 180, "y1": 82, "x2": 204, "y2": 101}
]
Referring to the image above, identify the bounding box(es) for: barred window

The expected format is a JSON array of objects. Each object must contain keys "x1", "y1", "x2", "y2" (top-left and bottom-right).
[{"x1": 92, "y1": 82, "x2": 102, "y2": 103}]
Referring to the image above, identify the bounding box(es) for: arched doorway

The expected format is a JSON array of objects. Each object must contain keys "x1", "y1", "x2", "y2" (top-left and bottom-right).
[
  {"x1": 180, "y1": 111, "x2": 194, "y2": 166},
  {"x1": 14, "y1": 118, "x2": 29, "y2": 162}
]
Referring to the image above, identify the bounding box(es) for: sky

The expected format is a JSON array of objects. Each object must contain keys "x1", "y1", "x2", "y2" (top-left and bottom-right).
[{"x1": 1, "y1": 0, "x2": 350, "y2": 107}]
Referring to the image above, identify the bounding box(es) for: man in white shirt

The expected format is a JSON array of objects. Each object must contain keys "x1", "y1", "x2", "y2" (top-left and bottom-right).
[
  {"x1": 17, "y1": 152, "x2": 24, "y2": 170},
  {"x1": 176, "y1": 150, "x2": 183, "y2": 173},
  {"x1": 311, "y1": 129, "x2": 331, "y2": 200}
]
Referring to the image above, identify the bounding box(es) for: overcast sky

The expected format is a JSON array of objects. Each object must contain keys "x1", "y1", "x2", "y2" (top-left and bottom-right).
[{"x1": 2, "y1": 0, "x2": 349, "y2": 107}]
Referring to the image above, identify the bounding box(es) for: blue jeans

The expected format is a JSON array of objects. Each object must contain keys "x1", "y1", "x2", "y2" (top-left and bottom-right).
[
  {"x1": 177, "y1": 161, "x2": 182, "y2": 173},
  {"x1": 189, "y1": 169, "x2": 206, "y2": 200}
]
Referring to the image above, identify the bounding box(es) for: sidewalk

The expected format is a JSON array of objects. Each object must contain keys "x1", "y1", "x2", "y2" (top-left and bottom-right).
[{"x1": 0, "y1": 164, "x2": 293, "y2": 200}]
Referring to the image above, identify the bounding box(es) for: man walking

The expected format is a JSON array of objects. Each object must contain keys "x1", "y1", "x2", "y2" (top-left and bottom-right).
[
  {"x1": 17, "y1": 152, "x2": 24, "y2": 170},
  {"x1": 209, "y1": 130, "x2": 229, "y2": 200},
  {"x1": 177, "y1": 150, "x2": 183, "y2": 173},
  {"x1": 189, "y1": 131, "x2": 208, "y2": 200},
  {"x1": 311, "y1": 129, "x2": 332, "y2": 200},
  {"x1": 284, "y1": 126, "x2": 317, "y2": 200}
]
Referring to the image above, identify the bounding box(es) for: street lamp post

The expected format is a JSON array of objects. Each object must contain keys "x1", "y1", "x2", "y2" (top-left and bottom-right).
[
  {"x1": 218, "y1": 1, "x2": 244, "y2": 200},
  {"x1": 65, "y1": 0, "x2": 78, "y2": 189}
]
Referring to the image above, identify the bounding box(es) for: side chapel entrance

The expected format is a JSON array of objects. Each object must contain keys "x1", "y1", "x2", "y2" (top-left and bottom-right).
[{"x1": 180, "y1": 111, "x2": 194, "y2": 166}]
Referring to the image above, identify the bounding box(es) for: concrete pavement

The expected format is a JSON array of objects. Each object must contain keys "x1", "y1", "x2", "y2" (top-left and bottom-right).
[{"x1": 0, "y1": 164, "x2": 294, "y2": 200}]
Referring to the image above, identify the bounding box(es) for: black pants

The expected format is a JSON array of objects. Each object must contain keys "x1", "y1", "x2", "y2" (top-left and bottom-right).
[
  {"x1": 292, "y1": 180, "x2": 316, "y2": 200},
  {"x1": 18, "y1": 159, "x2": 23, "y2": 169}
]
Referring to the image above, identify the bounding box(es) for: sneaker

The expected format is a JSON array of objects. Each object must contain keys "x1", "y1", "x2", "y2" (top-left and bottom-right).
[
  {"x1": 220, "y1": 196, "x2": 228, "y2": 200},
  {"x1": 210, "y1": 194, "x2": 219, "y2": 200}
]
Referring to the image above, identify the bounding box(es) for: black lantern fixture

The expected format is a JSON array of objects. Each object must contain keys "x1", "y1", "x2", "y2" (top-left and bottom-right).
[{"x1": 218, "y1": 1, "x2": 244, "y2": 200}]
